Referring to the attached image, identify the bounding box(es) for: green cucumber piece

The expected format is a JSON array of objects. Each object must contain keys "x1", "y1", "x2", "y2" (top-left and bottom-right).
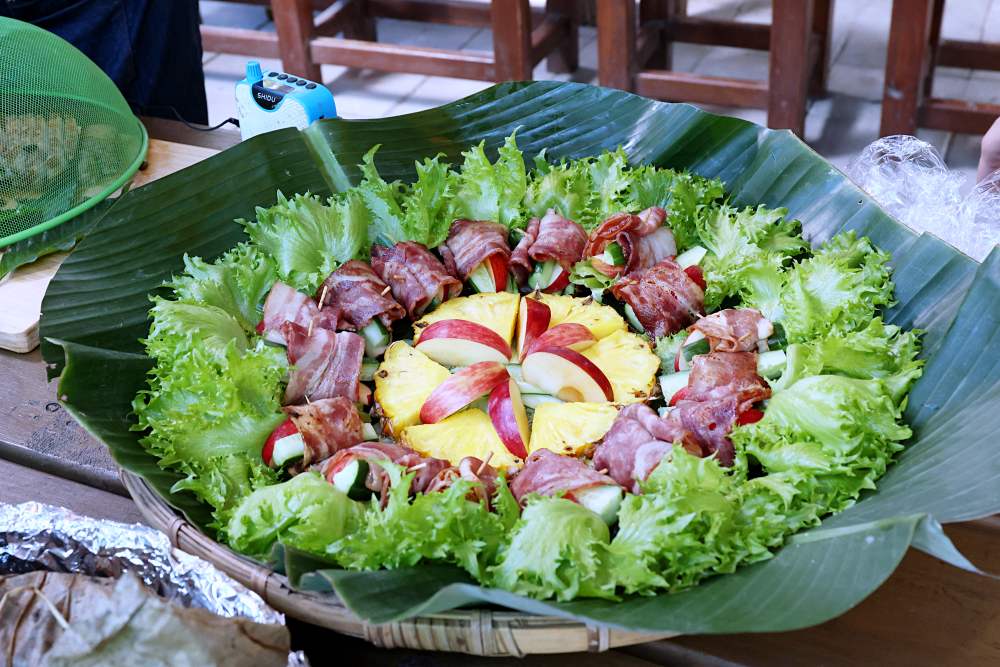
[
  {"x1": 332, "y1": 458, "x2": 372, "y2": 500},
  {"x1": 767, "y1": 322, "x2": 787, "y2": 350},
  {"x1": 573, "y1": 485, "x2": 623, "y2": 525},
  {"x1": 360, "y1": 359, "x2": 379, "y2": 382},
  {"x1": 361, "y1": 423, "x2": 378, "y2": 440},
  {"x1": 522, "y1": 394, "x2": 563, "y2": 409},
  {"x1": 623, "y1": 304, "x2": 645, "y2": 333},
  {"x1": 527, "y1": 260, "x2": 557, "y2": 291},
  {"x1": 469, "y1": 261, "x2": 496, "y2": 293},
  {"x1": 757, "y1": 349, "x2": 788, "y2": 379},
  {"x1": 681, "y1": 334, "x2": 710, "y2": 365},
  {"x1": 272, "y1": 433, "x2": 305, "y2": 468},
  {"x1": 676, "y1": 245, "x2": 708, "y2": 268},
  {"x1": 606, "y1": 242, "x2": 626, "y2": 266},
  {"x1": 659, "y1": 371, "x2": 690, "y2": 400},
  {"x1": 361, "y1": 320, "x2": 390, "y2": 358}
]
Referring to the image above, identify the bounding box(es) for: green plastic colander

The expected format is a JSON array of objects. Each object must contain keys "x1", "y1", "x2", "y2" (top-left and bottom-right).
[{"x1": 0, "y1": 17, "x2": 148, "y2": 246}]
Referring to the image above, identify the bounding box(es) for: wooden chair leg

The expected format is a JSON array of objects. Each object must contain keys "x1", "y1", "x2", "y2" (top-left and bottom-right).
[
  {"x1": 492, "y1": 0, "x2": 534, "y2": 81},
  {"x1": 923, "y1": 0, "x2": 945, "y2": 97},
  {"x1": 768, "y1": 0, "x2": 813, "y2": 136},
  {"x1": 880, "y1": 0, "x2": 935, "y2": 136},
  {"x1": 640, "y1": 0, "x2": 687, "y2": 70},
  {"x1": 343, "y1": 0, "x2": 377, "y2": 41},
  {"x1": 272, "y1": 0, "x2": 322, "y2": 81},
  {"x1": 809, "y1": 0, "x2": 834, "y2": 96},
  {"x1": 597, "y1": 0, "x2": 637, "y2": 90},
  {"x1": 546, "y1": 0, "x2": 579, "y2": 74}
]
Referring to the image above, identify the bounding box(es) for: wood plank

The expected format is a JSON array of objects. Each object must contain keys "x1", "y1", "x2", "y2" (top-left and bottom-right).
[
  {"x1": 199, "y1": 25, "x2": 281, "y2": 59},
  {"x1": 664, "y1": 16, "x2": 770, "y2": 50},
  {"x1": 597, "y1": 0, "x2": 637, "y2": 90},
  {"x1": 810, "y1": 0, "x2": 834, "y2": 95},
  {"x1": 767, "y1": 0, "x2": 813, "y2": 136},
  {"x1": 273, "y1": 0, "x2": 323, "y2": 81},
  {"x1": 492, "y1": 0, "x2": 534, "y2": 81},
  {"x1": 0, "y1": 457, "x2": 144, "y2": 524},
  {"x1": 544, "y1": 0, "x2": 579, "y2": 73},
  {"x1": 636, "y1": 70, "x2": 769, "y2": 108},
  {"x1": 367, "y1": 0, "x2": 499, "y2": 26},
  {"x1": 880, "y1": 0, "x2": 935, "y2": 137},
  {"x1": 937, "y1": 38, "x2": 1000, "y2": 72},
  {"x1": 310, "y1": 36, "x2": 495, "y2": 79},
  {"x1": 530, "y1": 16, "x2": 566, "y2": 67},
  {"x1": 919, "y1": 98, "x2": 1000, "y2": 135}
]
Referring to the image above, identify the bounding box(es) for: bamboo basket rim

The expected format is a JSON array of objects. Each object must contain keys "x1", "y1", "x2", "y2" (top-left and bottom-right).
[{"x1": 121, "y1": 471, "x2": 674, "y2": 656}]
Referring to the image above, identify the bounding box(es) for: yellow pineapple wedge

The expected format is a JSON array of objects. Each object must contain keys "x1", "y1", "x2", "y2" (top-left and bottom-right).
[
  {"x1": 583, "y1": 330, "x2": 660, "y2": 403},
  {"x1": 536, "y1": 293, "x2": 626, "y2": 341},
  {"x1": 528, "y1": 402, "x2": 619, "y2": 457},
  {"x1": 375, "y1": 341, "x2": 451, "y2": 436},
  {"x1": 413, "y1": 292, "x2": 520, "y2": 345},
  {"x1": 402, "y1": 408, "x2": 523, "y2": 469}
]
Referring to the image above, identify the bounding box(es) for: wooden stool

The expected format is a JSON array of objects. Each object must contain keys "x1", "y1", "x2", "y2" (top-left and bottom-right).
[
  {"x1": 595, "y1": 0, "x2": 834, "y2": 137},
  {"x1": 880, "y1": 0, "x2": 1000, "y2": 137},
  {"x1": 203, "y1": 1, "x2": 578, "y2": 84}
]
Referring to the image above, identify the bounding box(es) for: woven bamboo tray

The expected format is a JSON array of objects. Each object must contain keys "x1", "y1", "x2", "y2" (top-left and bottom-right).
[{"x1": 122, "y1": 471, "x2": 673, "y2": 656}]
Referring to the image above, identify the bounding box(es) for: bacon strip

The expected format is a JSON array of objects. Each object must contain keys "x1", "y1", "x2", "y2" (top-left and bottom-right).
[
  {"x1": 260, "y1": 281, "x2": 320, "y2": 345},
  {"x1": 425, "y1": 456, "x2": 500, "y2": 505},
  {"x1": 592, "y1": 403, "x2": 699, "y2": 493},
  {"x1": 510, "y1": 448, "x2": 618, "y2": 505},
  {"x1": 284, "y1": 397, "x2": 363, "y2": 468},
  {"x1": 583, "y1": 207, "x2": 676, "y2": 277},
  {"x1": 281, "y1": 322, "x2": 364, "y2": 405},
  {"x1": 510, "y1": 209, "x2": 588, "y2": 285},
  {"x1": 672, "y1": 397, "x2": 739, "y2": 466},
  {"x1": 438, "y1": 219, "x2": 511, "y2": 282},
  {"x1": 691, "y1": 308, "x2": 772, "y2": 353},
  {"x1": 371, "y1": 242, "x2": 462, "y2": 318},
  {"x1": 315, "y1": 260, "x2": 405, "y2": 331},
  {"x1": 610, "y1": 259, "x2": 704, "y2": 338},
  {"x1": 685, "y1": 352, "x2": 771, "y2": 411}
]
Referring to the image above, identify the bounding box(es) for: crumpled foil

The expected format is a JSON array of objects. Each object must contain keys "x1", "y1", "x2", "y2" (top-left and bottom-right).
[{"x1": 848, "y1": 135, "x2": 1000, "y2": 262}]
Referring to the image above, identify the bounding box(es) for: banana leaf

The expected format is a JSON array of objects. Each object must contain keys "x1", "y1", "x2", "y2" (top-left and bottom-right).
[{"x1": 40, "y1": 82, "x2": 1000, "y2": 633}]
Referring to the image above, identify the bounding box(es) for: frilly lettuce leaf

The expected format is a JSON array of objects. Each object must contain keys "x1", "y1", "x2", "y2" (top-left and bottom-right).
[
  {"x1": 329, "y1": 464, "x2": 515, "y2": 580},
  {"x1": 166, "y1": 243, "x2": 275, "y2": 332},
  {"x1": 588, "y1": 147, "x2": 631, "y2": 222},
  {"x1": 653, "y1": 330, "x2": 688, "y2": 370},
  {"x1": 733, "y1": 253, "x2": 788, "y2": 321},
  {"x1": 227, "y1": 472, "x2": 364, "y2": 559},
  {"x1": 240, "y1": 190, "x2": 367, "y2": 292},
  {"x1": 488, "y1": 496, "x2": 616, "y2": 601},
  {"x1": 401, "y1": 154, "x2": 454, "y2": 248},
  {"x1": 145, "y1": 299, "x2": 247, "y2": 364},
  {"x1": 626, "y1": 167, "x2": 724, "y2": 249},
  {"x1": 357, "y1": 144, "x2": 407, "y2": 247},
  {"x1": 568, "y1": 259, "x2": 615, "y2": 297},
  {"x1": 524, "y1": 151, "x2": 591, "y2": 223},
  {"x1": 449, "y1": 134, "x2": 527, "y2": 229},
  {"x1": 780, "y1": 232, "x2": 894, "y2": 343}
]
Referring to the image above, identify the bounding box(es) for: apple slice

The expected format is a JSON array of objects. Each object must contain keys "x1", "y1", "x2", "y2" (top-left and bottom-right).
[
  {"x1": 420, "y1": 362, "x2": 510, "y2": 424},
  {"x1": 517, "y1": 296, "x2": 551, "y2": 361},
  {"x1": 415, "y1": 319, "x2": 513, "y2": 366},
  {"x1": 523, "y1": 322, "x2": 596, "y2": 358},
  {"x1": 544, "y1": 266, "x2": 570, "y2": 293},
  {"x1": 488, "y1": 377, "x2": 530, "y2": 459},
  {"x1": 488, "y1": 254, "x2": 509, "y2": 292},
  {"x1": 522, "y1": 347, "x2": 614, "y2": 402}
]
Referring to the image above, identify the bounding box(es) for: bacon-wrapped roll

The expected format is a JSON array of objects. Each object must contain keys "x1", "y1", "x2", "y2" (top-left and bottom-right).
[
  {"x1": 510, "y1": 209, "x2": 588, "y2": 286},
  {"x1": 281, "y1": 322, "x2": 364, "y2": 405},
  {"x1": 610, "y1": 258, "x2": 704, "y2": 338},
  {"x1": 691, "y1": 308, "x2": 773, "y2": 353},
  {"x1": 284, "y1": 397, "x2": 363, "y2": 468},
  {"x1": 510, "y1": 448, "x2": 618, "y2": 506},
  {"x1": 583, "y1": 207, "x2": 676, "y2": 278},
  {"x1": 259, "y1": 281, "x2": 320, "y2": 345},
  {"x1": 671, "y1": 397, "x2": 740, "y2": 466},
  {"x1": 371, "y1": 242, "x2": 462, "y2": 318},
  {"x1": 425, "y1": 456, "x2": 500, "y2": 505},
  {"x1": 438, "y1": 219, "x2": 511, "y2": 284},
  {"x1": 317, "y1": 441, "x2": 451, "y2": 500},
  {"x1": 314, "y1": 260, "x2": 405, "y2": 331},
  {"x1": 683, "y1": 351, "x2": 771, "y2": 411}
]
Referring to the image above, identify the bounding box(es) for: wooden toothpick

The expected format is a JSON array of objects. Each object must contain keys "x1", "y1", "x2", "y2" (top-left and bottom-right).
[{"x1": 476, "y1": 452, "x2": 494, "y2": 476}]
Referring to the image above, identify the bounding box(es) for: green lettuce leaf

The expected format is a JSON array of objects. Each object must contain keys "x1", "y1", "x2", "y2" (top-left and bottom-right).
[
  {"x1": 400, "y1": 154, "x2": 454, "y2": 248},
  {"x1": 241, "y1": 191, "x2": 367, "y2": 292},
  {"x1": 228, "y1": 472, "x2": 364, "y2": 560},
  {"x1": 449, "y1": 134, "x2": 526, "y2": 229},
  {"x1": 356, "y1": 145, "x2": 407, "y2": 247},
  {"x1": 488, "y1": 496, "x2": 616, "y2": 601},
  {"x1": 625, "y1": 167, "x2": 724, "y2": 249},
  {"x1": 568, "y1": 259, "x2": 615, "y2": 297},
  {"x1": 587, "y1": 147, "x2": 631, "y2": 223},
  {"x1": 329, "y1": 464, "x2": 514, "y2": 580},
  {"x1": 166, "y1": 243, "x2": 276, "y2": 332},
  {"x1": 145, "y1": 300, "x2": 247, "y2": 365},
  {"x1": 524, "y1": 152, "x2": 591, "y2": 223}
]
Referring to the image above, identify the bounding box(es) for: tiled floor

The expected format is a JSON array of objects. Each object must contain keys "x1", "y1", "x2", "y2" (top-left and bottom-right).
[{"x1": 199, "y1": 0, "x2": 997, "y2": 185}]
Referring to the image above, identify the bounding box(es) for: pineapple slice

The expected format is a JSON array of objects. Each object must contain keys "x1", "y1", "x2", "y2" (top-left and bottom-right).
[
  {"x1": 536, "y1": 293, "x2": 626, "y2": 341},
  {"x1": 583, "y1": 330, "x2": 660, "y2": 403},
  {"x1": 413, "y1": 292, "x2": 520, "y2": 346},
  {"x1": 375, "y1": 341, "x2": 451, "y2": 436},
  {"x1": 529, "y1": 402, "x2": 619, "y2": 457},
  {"x1": 402, "y1": 409, "x2": 523, "y2": 469}
]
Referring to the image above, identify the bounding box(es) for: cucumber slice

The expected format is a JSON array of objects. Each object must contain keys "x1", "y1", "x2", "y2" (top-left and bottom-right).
[
  {"x1": 757, "y1": 349, "x2": 788, "y2": 379},
  {"x1": 469, "y1": 261, "x2": 496, "y2": 293},
  {"x1": 361, "y1": 320, "x2": 390, "y2": 358},
  {"x1": 573, "y1": 485, "x2": 623, "y2": 525},
  {"x1": 271, "y1": 433, "x2": 305, "y2": 468},
  {"x1": 623, "y1": 304, "x2": 645, "y2": 333},
  {"x1": 676, "y1": 330, "x2": 707, "y2": 371},
  {"x1": 332, "y1": 458, "x2": 372, "y2": 500},
  {"x1": 606, "y1": 242, "x2": 626, "y2": 266},
  {"x1": 676, "y1": 245, "x2": 708, "y2": 268},
  {"x1": 361, "y1": 422, "x2": 378, "y2": 440},
  {"x1": 522, "y1": 394, "x2": 563, "y2": 409},
  {"x1": 360, "y1": 359, "x2": 379, "y2": 382},
  {"x1": 659, "y1": 371, "x2": 690, "y2": 400},
  {"x1": 527, "y1": 261, "x2": 556, "y2": 291},
  {"x1": 767, "y1": 322, "x2": 787, "y2": 350}
]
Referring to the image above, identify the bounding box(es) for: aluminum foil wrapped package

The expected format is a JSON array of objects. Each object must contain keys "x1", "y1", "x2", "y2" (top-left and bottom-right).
[{"x1": 848, "y1": 135, "x2": 1000, "y2": 261}]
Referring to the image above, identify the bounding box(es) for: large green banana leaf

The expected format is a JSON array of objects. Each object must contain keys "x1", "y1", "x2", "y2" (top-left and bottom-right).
[{"x1": 40, "y1": 82, "x2": 1000, "y2": 633}]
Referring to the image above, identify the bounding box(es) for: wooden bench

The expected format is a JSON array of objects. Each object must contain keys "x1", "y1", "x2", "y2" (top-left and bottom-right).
[
  {"x1": 880, "y1": 0, "x2": 1000, "y2": 137},
  {"x1": 595, "y1": 0, "x2": 834, "y2": 138}
]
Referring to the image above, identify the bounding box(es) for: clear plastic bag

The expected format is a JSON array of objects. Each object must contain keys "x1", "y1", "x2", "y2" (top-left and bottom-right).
[{"x1": 848, "y1": 135, "x2": 1000, "y2": 261}]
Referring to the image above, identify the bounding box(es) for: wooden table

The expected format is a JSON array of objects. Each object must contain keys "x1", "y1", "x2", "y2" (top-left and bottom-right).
[{"x1": 3, "y1": 118, "x2": 1000, "y2": 666}]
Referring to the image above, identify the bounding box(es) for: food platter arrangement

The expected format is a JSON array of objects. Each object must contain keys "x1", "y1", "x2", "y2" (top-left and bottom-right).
[{"x1": 40, "y1": 82, "x2": 1000, "y2": 654}]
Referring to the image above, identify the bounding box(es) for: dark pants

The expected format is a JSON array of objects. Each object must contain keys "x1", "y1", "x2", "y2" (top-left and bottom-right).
[{"x1": 1, "y1": 0, "x2": 209, "y2": 124}]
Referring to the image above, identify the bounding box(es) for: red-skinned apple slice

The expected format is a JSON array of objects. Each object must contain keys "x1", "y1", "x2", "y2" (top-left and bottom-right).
[
  {"x1": 543, "y1": 266, "x2": 570, "y2": 293},
  {"x1": 262, "y1": 418, "x2": 298, "y2": 466},
  {"x1": 521, "y1": 346, "x2": 615, "y2": 402},
  {"x1": 488, "y1": 254, "x2": 509, "y2": 291},
  {"x1": 523, "y1": 323, "x2": 596, "y2": 357},
  {"x1": 488, "y1": 377, "x2": 530, "y2": 459},
  {"x1": 419, "y1": 361, "x2": 510, "y2": 424},
  {"x1": 415, "y1": 319, "x2": 513, "y2": 366},
  {"x1": 517, "y1": 296, "x2": 551, "y2": 361}
]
